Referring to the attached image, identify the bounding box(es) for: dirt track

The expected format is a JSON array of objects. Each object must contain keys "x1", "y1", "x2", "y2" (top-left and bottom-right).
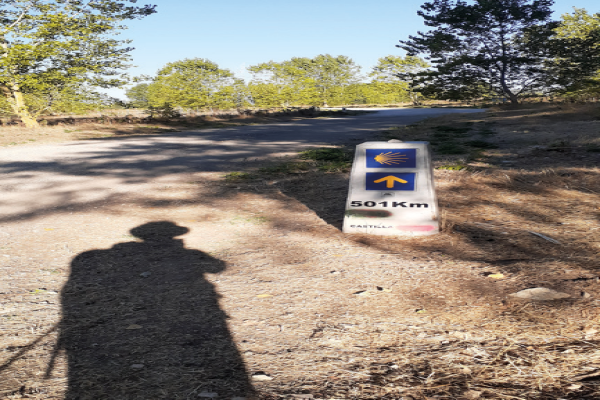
[{"x1": 2, "y1": 105, "x2": 600, "y2": 400}]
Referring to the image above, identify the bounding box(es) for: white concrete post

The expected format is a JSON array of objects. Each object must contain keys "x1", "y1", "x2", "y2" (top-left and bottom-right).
[{"x1": 342, "y1": 141, "x2": 439, "y2": 236}]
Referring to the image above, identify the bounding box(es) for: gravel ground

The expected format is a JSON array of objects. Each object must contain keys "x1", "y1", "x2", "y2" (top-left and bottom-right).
[{"x1": 3, "y1": 106, "x2": 600, "y2": 400}]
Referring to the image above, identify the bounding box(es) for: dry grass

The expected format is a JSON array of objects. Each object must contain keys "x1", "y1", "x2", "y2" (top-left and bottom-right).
[{"x1": 1, "y1": 103, "x2": 600, "y2": 399}]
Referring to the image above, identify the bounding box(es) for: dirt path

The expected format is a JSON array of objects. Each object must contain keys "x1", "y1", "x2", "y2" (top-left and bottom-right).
[{"x1": 1, "y1": 105, "x2": 599, "y2": 400}]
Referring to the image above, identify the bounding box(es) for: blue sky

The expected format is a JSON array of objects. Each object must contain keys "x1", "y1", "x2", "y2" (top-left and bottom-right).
[{"x1": 112, "y1": 0, "x2": 600, "y2": 99}]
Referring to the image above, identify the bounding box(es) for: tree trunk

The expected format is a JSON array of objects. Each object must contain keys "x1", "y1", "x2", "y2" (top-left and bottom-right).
[
  {"x1": 506, "y1": 92, "x2": 519, "y2": 105},
  {"x1": 410, "y1": 91, "x2": 421, "y2": 106},
  {"x1": 1, "y1": 83, "x2": 39, "y2": 128},
  {"x1": 0, "y1": 36, "x2": 39, "y2": 128},
  {"x1": 499, "y1": 72, "x2": 519, "y2": 105}
]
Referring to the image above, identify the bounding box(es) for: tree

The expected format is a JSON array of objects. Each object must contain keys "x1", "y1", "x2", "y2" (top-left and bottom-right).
[
  {"x1": 549, "y1": 8, "x2": 600, "y2": 96},
  {"x1": 248, "y1": 55, "x2": 361, "y2": 107},
  {"x1": 146, "y1": 58, "x2": 244, "y2": 111},
  {"x1": 0, "y1": 0, "x2": 156, "y2": 127},
  {"x1": 126, "y1": 83, "x2": 151, "y2": 108},
  {"x1": 300, "y1": 54, "x2": 361, "y2": 106},
  {"x1": 361, "y1": 81, "x2": 411, "y2": 105},
  {"x1": 370, "y1": 55, "x2": 429, "y2": 104},
  {"x1": 247, "y1": 61, "x2": 314, "y2": 107},
  {"x1": 556, "y1": 8, "x2": 600, "y2": 38},
  {"x1": 398, "y1": 0, "x2": 556, "y2": 104},
  {"x1": 370, "y1": 55, "x2": 429, "y2": 82},
  {"x1": 0, "y1": 84, "x2": 119, "y2": 116}
]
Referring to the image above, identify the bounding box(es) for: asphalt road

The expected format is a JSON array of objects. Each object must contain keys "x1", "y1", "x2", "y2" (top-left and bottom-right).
[{"x1": 0, "y1": 108, "x2": 483, "y2": 222}]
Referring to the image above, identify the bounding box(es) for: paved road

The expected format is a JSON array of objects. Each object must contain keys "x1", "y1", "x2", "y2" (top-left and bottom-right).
[{"x1": 0, "y1": 108, "x2": 483, "y2": 221}]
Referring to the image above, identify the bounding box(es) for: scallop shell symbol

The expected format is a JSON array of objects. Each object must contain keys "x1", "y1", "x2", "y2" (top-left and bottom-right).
[{"x1": 374, "y1": 152, "x2": 409, "y2": 165}]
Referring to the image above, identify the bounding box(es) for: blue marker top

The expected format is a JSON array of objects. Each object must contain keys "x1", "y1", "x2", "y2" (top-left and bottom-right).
[{"x1": 366, "y1": 149, "x2": 417, "y2": 168}]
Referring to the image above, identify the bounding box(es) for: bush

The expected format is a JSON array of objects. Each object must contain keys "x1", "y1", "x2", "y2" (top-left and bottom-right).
[{"x1": 145, "y1": 103, "x2": 182, "y2": 120}]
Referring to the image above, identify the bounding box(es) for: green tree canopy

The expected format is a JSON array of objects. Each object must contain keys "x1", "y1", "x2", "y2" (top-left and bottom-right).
[
  {"x1": 146, "y1": 58, "x2": 245, "y2": 111},
  {"x1": 398, "y1": 0, "x2": 556, "y2": 104},
  {"x1": 549, "y1": 8, "x2": 600, "y2": 96},
  {"x1": 0, "y1": 0, "x2": 156, "y2": 127},
  {"x1": 126, "y1": 83, "x2": 151, "y2": 108},
  {"x1": 248, "y1": 54, "x2": 361, "y2": 107},
  {"x1": 369, "y1": 55, "x2": 429, "y2": 83},
  {"x1": 370, "y1": 55, "x2": 429, "y2": 104},
  {"x1": 0, "y1": 84, "x2": 119, "y2": 116}
]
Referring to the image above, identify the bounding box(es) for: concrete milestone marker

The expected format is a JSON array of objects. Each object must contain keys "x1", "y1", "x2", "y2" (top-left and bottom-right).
[{"x1": 342, "y1": 141, "x2": 439, "y2": 236}]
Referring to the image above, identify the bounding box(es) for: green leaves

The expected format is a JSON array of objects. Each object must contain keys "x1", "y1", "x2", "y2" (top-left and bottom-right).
[
  {"x1": 125, "y1": 83, "x2": 150, "y2": 108},
  {"x1": 138, "y1": 54, "x2": 415, "y2": 111},
  {"x1": 370, "y1": 55, "x2": 429, "y2": 83},
  {"x1": 143, "y1": 58, "x2": 246, "y2": 111},
  {"x1": 0, "y1": 0, "x2": 156, "y2": 126},
  {"x1": 549, "y1": 8, "x2": 600, "y2": 96},
  {"x1": 248, "y1": 54, "x2": 361, "y2": 107},
  {"x1": 369, "y1": 55, "x2": 429, "y2": 105},
  {"x1": 399, "y1": 0, "x2": 556, "y2": 103}
]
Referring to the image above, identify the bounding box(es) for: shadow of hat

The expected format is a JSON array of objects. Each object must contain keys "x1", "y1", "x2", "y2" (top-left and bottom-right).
[{"x1": 130, "y1": 221, "x2": 189, "y2": 241}]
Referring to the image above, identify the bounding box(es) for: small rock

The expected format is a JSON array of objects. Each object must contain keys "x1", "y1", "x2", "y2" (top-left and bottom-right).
[
  {"x1": 252, "y1": 373, "x2": 273, "y2": 381},
  {"x1": 140, "y1": 271, "x2": 151, "y2": 278},
  {"x1": 126, "y1": 324, "x2": 143, "y2": 330},
  {"x1": 582, "y1": 291, "x2": 591, "y2": 299},
  {"x1": 198, "y1": 393, "x2": 218, "y2": 398},
  {"x1": 509, "y1": 288, "x2": 570, "y2": 301},
  {"x1": 130, "y1": 364, "x2": 144, "y2": 369},
  {"x1": 584, "y1": 328, "x2": 598, "y2": 339},
  {"x1": 463, "y1": 390, "x2": 482, "y2": 399},
  {"x1": 291, "y1": 395, "x2": 314, "y2": 399}
]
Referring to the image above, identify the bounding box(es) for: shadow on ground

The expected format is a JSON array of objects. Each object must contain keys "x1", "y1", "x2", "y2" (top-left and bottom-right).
[{"x1": 50, "y1": 221, "x2": 253, "y2": 399}]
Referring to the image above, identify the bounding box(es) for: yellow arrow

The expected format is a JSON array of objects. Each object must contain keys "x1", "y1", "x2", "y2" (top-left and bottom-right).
[{"x1": 374, "y1": 175, "x2": 408, "y2": 188}]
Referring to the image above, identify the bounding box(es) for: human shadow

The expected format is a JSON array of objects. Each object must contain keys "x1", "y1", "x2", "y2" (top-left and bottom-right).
[{"x1": 53, "y1": 221, "x2": 253, "y2": 399}]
